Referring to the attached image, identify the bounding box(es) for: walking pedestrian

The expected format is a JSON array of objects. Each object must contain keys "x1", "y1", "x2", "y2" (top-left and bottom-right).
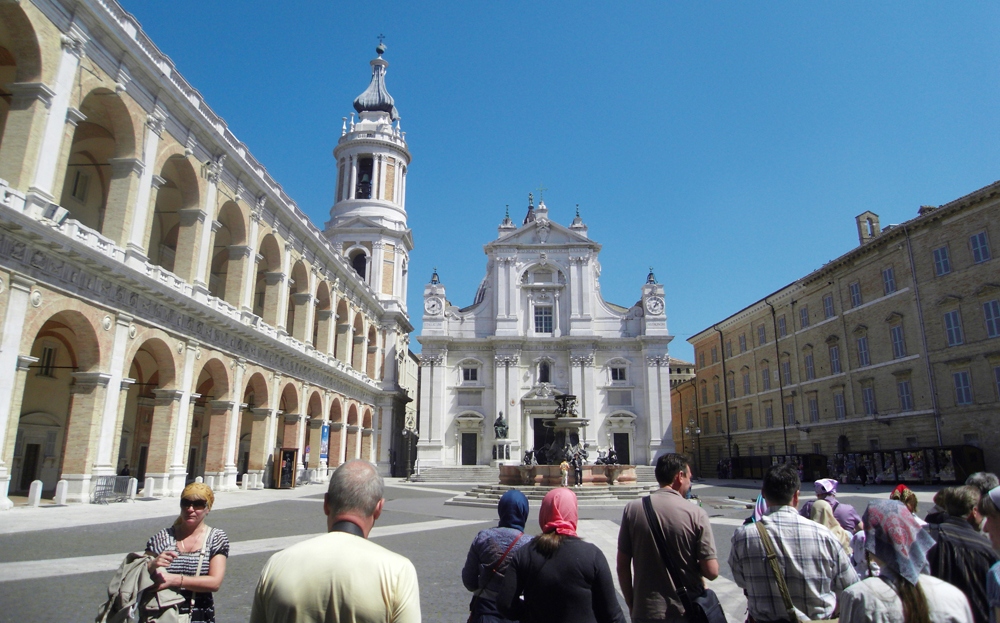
[
  {"x1": 462, "y1": 490, "x2": 534, "y2": 623},
  {"x1": 800, "y1": 478, "x2": 864, "y2": 533},
  {"x1": 730, "y1": 462, "x2": 859, "y2": 621}
]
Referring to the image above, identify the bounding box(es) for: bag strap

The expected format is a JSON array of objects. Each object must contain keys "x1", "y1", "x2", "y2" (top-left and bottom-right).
[
  {"x1": 753, "y1": 520, "x2": 797, "y2": 619},
  {"x1": 195, "y1": 527, "x2": 213, "y2": 577},
  {"x1": 641, "y1": 495, "x2": 696, "y2": 607},
  {"x1": 470, "y1": 531, "x2": 525, "y2": 616}
]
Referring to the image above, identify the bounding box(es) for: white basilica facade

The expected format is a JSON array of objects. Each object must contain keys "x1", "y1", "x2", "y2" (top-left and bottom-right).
[{"x1": 417, "y1": 198, "x2": 675, "y2": 468}]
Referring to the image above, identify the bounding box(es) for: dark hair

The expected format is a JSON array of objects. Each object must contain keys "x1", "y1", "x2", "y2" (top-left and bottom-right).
[
  {"x1": 897, "y1": 577, "x2": 930, "y2": 623},
  {"x1": 977, "y1": 489, "x2": 1000, "y2": 519},
  {"x1": 533, "y1": 532, "x2": 568, "y2": 557},
  {"x1": 654, "y1": 453, "x2": 690, "y2": 486},
  {"x1": 966, "y1": 472, "x2": 999, "y2": 496},
  {"x1": 944, "y1": 485, "x2": 980, "y2": 518},
  {"x1": 762, "y1": 463, "x2": 800, "y2": 506}
]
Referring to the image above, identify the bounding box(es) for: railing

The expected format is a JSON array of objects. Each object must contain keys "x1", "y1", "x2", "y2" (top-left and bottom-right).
[{"x1": 91, "y1": 475, "x2": 131, "y2": 504}]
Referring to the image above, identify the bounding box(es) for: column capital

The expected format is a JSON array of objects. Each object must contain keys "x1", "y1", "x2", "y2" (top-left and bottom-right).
[
  {"x1": 283, "y1": 412, "x2": 306, "y2": 424},
  {"x1": 120, "y1": 377, "x2": 136, "y2": 392},
  {"x1": 9, "y1": 273, "x2": 35, "y2": 292},
  {"x1": 60, "y1": 28, "x2": 88, "y2": 59},
  {"x1": 71, "y1": 371, "x2": 113, "y2": 388},
  {"x1": 66, "y1": 107, "x2": 87, "y2": 127},
  {"x1": 209, "y1": 399, "x2": 238, "y2": 413},
  {"x1": 203, "y1": 154, "x2": 226, "y2": 184},
  {"x1": 109, "y1": 157, "x2": 144, "y2": 178},
  {"x1": 7, "y1": 82, "x2": 55, "y2": 107},
  {"x1": 146, "y1": 110, "x2": 167, "y2": 137},
  {"x1": 16, "y1": 355, "x2": 39, "y2": 372}
]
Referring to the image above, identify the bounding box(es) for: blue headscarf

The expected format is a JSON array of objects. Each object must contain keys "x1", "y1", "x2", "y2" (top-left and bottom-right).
[
  {"x1": 863, "y1": 499, "x2": 934, "y2": 585},
  {"x1": 498, "y1": 489, "x2": 529, "y2": 532}
]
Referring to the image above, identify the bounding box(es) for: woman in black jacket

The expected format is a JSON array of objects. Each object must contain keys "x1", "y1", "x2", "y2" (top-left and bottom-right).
[{"x1": 498, "y1": 487, "x2": 625, "y2": 623}]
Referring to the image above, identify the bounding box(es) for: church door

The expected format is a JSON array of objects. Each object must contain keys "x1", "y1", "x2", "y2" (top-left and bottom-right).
[
  {"x1": 461, "y1": 433, "x2": 478, "y2": 465},
  {"x1": 613, "y1": 433, "x2": 631, "y2": 465}
]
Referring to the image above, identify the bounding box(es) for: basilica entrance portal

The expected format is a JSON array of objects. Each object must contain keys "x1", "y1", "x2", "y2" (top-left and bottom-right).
[{"x1": 461, "y1": 433, "x2": 478, "y2": 465}]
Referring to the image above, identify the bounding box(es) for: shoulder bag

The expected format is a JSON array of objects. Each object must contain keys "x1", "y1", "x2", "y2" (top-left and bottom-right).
[
  {"x1": 753, "y1": 520, "x2": 838, "y2": 623},
  {"x1": 467, "y1": 531, "x2": 523, "y2": 623},
  {"x1": 143, "y1": 526, "x2": 214, "y2": 623},
  {"x1": 641, "y1": 496, "x2": 726, "y2": 623}
]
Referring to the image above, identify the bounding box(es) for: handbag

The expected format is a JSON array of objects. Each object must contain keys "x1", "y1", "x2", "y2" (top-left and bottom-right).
[
  {"x1": 467, "y1": 531, "x2": 524, "y2": 623},
  {"x1": 753, "y1": 520, "x2": 838, "y2": 623},
  {"x1": 143, "y1": 527, "x2": 214, "y2": 623},
  {"x1": 641, "y1": 496, "x2": 726, "y2": 623}
]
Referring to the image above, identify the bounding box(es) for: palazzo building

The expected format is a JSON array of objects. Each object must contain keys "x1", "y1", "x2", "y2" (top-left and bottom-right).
[
  {"x1": 417, "y1": 198, "x2": 675, "y2": 468},
  {"x1": 0, "y1": 0, "x2": 415, "y2": 507},
  {"x1": 684, "y1": 180, "x2": 1000, "y2": 476}
]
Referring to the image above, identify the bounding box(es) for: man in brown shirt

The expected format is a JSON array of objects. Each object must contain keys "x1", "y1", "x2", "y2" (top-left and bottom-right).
[{"x1": 617, "y1": 453, "x2": 719, "y2": 623}]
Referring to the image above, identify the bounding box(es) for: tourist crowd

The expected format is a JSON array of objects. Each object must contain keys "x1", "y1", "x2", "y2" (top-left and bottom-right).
[{"x1": 97, "y1": 457, "x2": 1000, "y2": 623}]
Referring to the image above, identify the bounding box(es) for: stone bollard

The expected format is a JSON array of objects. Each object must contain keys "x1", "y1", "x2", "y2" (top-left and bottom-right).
[
  {"x1": 54, "y1": 480, "x2": 68, "y2": 505},
  {"x1": 241, "y1": 475, "x2": 249, "y2": 491},
  {"x1": 205, "y1": 475, "x2": 215, "y2": 489},
  {"x1": 128, "y1": 478, "x2": 138, "y2": 500},
  {"x1": 195, "y1": 476, "x2": 203, "y2": 484},
  {"x1": 28, "y1": 480, "x2": 43, "y2": 507},
  {"x1": 144, "y1": 477, "x2": 155, "y2": 498}
]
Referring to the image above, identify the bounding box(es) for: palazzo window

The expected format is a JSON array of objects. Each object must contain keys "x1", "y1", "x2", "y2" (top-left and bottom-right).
[
  {"x1": 761, "y1": 366, "x2": 771, "y2": 390},
  {"x1": 971, "y1": 231, "x2": 992, "y2": 263},
  {"x1": 777, "y1": 315, "x2": 787, "y2": 337},
  {"x1": 829, "y1": 343, "x2": 842, "y2": 374},
  {"x1": 534, "y1": 306, "x2": 553, "y2": 334},
  {"x1": 882, "y1": 267, "x2": 897, "y2": 295},
  {"x1": 745, "y1": 407, "x2": 754, "y2": 430},
  {"x1": 38, "y1": 345, "x2": 57, "y2": 377},
  {"x1": 933, "y1": 246, "x2": 951, "y2": 276},
  {"x1": 953, "y1": 371, "x2": 973, "y2": 405},
  {"x1": 610, "y1": 366, "x2": 627, "y2": 383},
  {"x1": 462, "y1": 367, "x2": 478, "y2": 384},
  {"x1": 984, "y1": 299, "x2": 1000, "y2": 338},
  {"x1": 857, "y1": 335, "x2": 871, "y2": 367},
  {"x1": 70, "y1": 170, "x2": 90, "y2": 203},
  {"x1": 823, "y1": 294, "x2": 835, "y2": 319},
  {"x1": 862, "y1": 383, "x2": 877, "y2": 416},
  {"x1": 355, "y1": 157, "x2": 374, "y2": 199},
  {"x1": 764, "y1": 404, "x2": 774, "y2": 428},
  {"x1": 742, "y1": 371, "x2": 751, "y2": 395},
  {"x1": 944, "y1": 310, "x2": 964, "y2": 346},
  {"x1": 890, "y1": 325, "x2": 906, "y2": 359},
  {"x1": 849, "y1": 281, "x2": 863, "y2": 308},
  {"x1": 804, "y1": 351, "x2": 815, "y2": 380},
  {"x1": 799, "y1": 306, "x2": 810, "y2": 329},
  {"x1": 538, "y1": 361, "x2": 551, "y2": 384},
  {"x1": 758, "y1": 324, "x2": 767, "y2": 345},
  {"x1": 808, "y1": 396, "x2": 819, "y2": 423},
  {"x1": 834, "y1": 392, "x2": 846, "y2": 420},
  {"x1": 738, "y1": 334, "x2": 747, "y2": 353},
  {"x1": 898, "y1": 379, "x2": 914, "y2": 412}
]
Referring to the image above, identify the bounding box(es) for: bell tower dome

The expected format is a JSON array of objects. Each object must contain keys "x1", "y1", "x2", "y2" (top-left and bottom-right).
[{"x1": 325, "y1": 43, "x2": 412, "y2": 314}]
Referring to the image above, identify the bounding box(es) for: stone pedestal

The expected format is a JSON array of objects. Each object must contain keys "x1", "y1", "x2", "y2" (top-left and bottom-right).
[
  {"x1": 499, "y1": 464, "x2": 636, "y2": 487},
  {"x1": 492, "y1": 439, "x2": 514, "y2": 466}
]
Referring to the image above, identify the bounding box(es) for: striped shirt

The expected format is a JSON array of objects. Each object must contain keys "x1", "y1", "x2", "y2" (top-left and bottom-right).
[
  {"x1": 730, "y1": 505, "x2": 859, "y2": 621},
  {"x1": 146, "y1": 526, "x2": 230, "y2": 623}
]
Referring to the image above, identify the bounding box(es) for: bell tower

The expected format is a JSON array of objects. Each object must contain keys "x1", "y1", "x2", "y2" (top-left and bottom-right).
[{"x1": 325, "y1": 43, "x2": 412, "y2": 314}]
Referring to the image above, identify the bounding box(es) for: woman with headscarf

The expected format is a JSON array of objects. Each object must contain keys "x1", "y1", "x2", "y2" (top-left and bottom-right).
[
  {"x1": 811, "y1": 498, "x2": 853, "y2": 556},
  {"x1": 840, "y1": 499, "x2": 972, "y2": 623},
  {"x1": 976, "y1": 486, "x2": 1000, "y2": 623},
  {"x1": 462, "y1": 489, "x2": 534, "y2": 623},
  {"x1": 144, "y1": 482, "x2": 229, "y2": 623},
  {"x1": 497, "y1": 488, "x2": 625, "y2": 623}
]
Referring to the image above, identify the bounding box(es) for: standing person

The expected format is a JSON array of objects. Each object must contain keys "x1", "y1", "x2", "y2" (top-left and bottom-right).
[
  {"x1": 840, "y1": 499, "x2": 973, "y2": 623},
  {"x1": 800, "y1": 478, "x2": 864, "y2": 533},
  {"x1": 976, "y1": 486, "x2": 1000, "y2": 623},
  {"x1": 462, "y1": 490, "x2": 534, "y2": 623},
  {"x1": 250, "y1": 460, "x2": 420, "y2": 623},
  {"x1": 145, "y1": 483, "x2": 229, "y2": 623},
  {"x1": 811, "y1": 499, "x2": 853, "y2": 557},
  {"x1": 857, "y1": 462, "x2": 869, "y2": 486},
  {"x1": 730, "y1": 462, "x2": 859, "y2": 621},
  {"x1": 559, "y1": 459, "x2": 570, "y2": 487},
  {"x1": 498, "y1": 488, "x2": 625, "y2": 623},
  {"x1": 572, "y1": 452, "x2": 584, "y2": 487},
  {"x1": 925, "y1": 485, "x2": 999, "y2": 623},
  {"x1": 616, "y1": 453, "x2": 719, "y2": 622}
]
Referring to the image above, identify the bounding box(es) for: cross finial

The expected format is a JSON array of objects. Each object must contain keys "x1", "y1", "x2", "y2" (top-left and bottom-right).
[
  {"x1": 576, "y1": 204, "x2": 580, "y2": 217},
  {"x1": 377, "y1": 33, "x2": 386, "y2": 44},
  {"x1": 536, "y1": 183, "x2": 548, "y2": 202},
  {"x1": 505, "y1": 204, "x2": 510, "y2": 217}
]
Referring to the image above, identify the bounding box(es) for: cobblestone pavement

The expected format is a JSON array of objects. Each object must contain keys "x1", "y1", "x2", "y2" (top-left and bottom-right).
[{"x1": 0, "y1": 478, "x2": 941, "y2": 623}]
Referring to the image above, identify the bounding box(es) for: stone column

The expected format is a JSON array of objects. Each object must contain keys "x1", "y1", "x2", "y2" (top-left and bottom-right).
[
  {"x1": 0, "y1": 275, "x2": 35, "y2": 509},
  {"x1": 553, "y1": 292, "x2": 561, "y2": 337},
  {"x1": 307, "y1": 417, "x2": 325, "y2": 471},
  {"x1": 371, "y1": 241, "x2": 385, "y2": 297},
  {"x1": 329, "y1": 422, "x2": 344, "y2": 468},
  {"x1": 203, "y1": 400, "x2": 236, "y2": 486},
  {"x1": 26, "y1": 29, "x2": 86, "y2": 211},
  {"x1": 144, "y1": 389, "x2": 183, "y2": 497},
  {"x1": 61, "y1": 371, "x2": 112, "y2": 502},
  {"x1": 125, "y1": 111, "x2": 166, "y2": 267},
  {"x1": 49, "y1": 105, "x2": 85, "y2": 204},
  {"x1": 102, "y1": 158, "x2": 145, "y2": 246},
  {"x1": 192, "y1": 156, "x2": 224, "y2": 299},
  {"x1": 275, "y1": 244, "x2": 293, "y2": 333},
  {"x1": 172, "y1": 208, "x2": 207, "y2": 284},
  {"x1": 240, "y1": 200, "x2": 263, "y2": 316},
  {"x1": 109, "y1": 378, "x2": 135, "y2": 475},
  {"x1": 223, "y1": 245, "x2": 252, "y2": 307},
  {"x1": 167, "y1": 342, "x2": 200, "y2": 496},
  {"x1": 93, "y1": 313, "x2": 134, "y2": 477},
  {"x1": 0, "y1": 355, "x2": 38, "y2": 510},
  {"x1": 220, "y1": 359, "x2": 245, "y2": 491},
  {"x1": 0, "y1": 83, "x2": 54, "y2": 190},
  {"x1": 289, "y1": 293, "x2": 312, "y2": 342},
  {"x1": 314, "y1": 309, "x2": 335, "y2": 355},
  {"x1": 138, "y1": 175, "x2": 167, "y2": 252},
  {"x1": 247, "y1": 407, "x2": 273, "y2": 489},
  {"x1": 416, "y1": 353, "x2": 447, "y2": 467}
]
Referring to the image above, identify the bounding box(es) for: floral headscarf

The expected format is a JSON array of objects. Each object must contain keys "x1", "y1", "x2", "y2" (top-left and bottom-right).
[
  {"x1": 539, "y1": 488, "x2": 578, "y2": 536},
  {"x1": 863, "y1": 499, "x2": 934, "y2": 585}
]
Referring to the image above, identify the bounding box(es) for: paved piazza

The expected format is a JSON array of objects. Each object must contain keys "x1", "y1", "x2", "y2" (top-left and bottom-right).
[{"x1": 0, "y1": 479, "x2": 938, "y2": 622}]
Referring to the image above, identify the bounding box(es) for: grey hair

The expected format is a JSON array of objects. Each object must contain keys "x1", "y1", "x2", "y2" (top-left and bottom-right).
[
  {"x1": 326, "y1": 460, "x2": 384, "y2": 517},
  {"x1": 965, "y1": 472, "x2": 999, "y2": 496}
]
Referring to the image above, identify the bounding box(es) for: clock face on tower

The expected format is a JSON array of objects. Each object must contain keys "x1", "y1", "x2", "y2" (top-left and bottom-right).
[
  {"x1": 645, "y1": 296, "x2": 665, "y2": 316},
  {"x1": 424, "y1": 297, "x2": 443, "y2": 315}
]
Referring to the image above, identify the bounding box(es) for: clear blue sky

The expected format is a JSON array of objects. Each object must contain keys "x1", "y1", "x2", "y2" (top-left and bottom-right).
[{"x1": 122, "y1": 2, "x2": 1000, "y2": 362}]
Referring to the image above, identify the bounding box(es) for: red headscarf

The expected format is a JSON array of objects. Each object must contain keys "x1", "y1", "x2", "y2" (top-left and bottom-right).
[{"x1": 539, "y1": 488, "x2": 578, "y2": 536}]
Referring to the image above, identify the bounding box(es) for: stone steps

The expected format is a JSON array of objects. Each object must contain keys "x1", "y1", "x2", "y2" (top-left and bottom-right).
[
  {"x1": 444, "y1": 482, "x2": 658, "y2": 508},
  {"x1": 408, "y1": 466, "x2": 500, "y2": 483}
]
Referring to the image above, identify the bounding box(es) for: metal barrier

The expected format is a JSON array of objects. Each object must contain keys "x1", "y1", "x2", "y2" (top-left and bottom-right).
[{"x1": 91, "y1": 475, "x2": 131, "y2": 504}]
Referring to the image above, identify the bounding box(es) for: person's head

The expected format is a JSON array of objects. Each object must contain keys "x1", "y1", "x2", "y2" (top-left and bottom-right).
[
  {"x1": 977, "y1": 486, "x2": 1000, "y2": 552},
  {"x1": 535, "y1": 488, "x2": 578, "y2": 557},
  {"x1": 966, "y1": 472, "x2": 999, "y2": 496},
  {"x1": 497, "y1": 489, "x2": 529, "y2": 532},
  {"x1": 654, "y1": 453, "x2": 692, "y2": 495},
  {"x1": 890, "y1": 485, "x2": 920, "y2": 516},
  {"x1": 863, "y1": 499, "x2": 935, "y2": 623},
  {"x1": 176, "y1": 482, "x2": 214, "y2": 528},
  {"x1": 811, "y1": 499, "x2": 840, "y2": 532},
  {"x1": 814, "y1": 478, "x2": 838, "y2": 500},
  {"x1": 944, "y1": 485, "x2": 982, "y2": 530},
  {"x1": 762, "y1": 462, "x2": 800, "y2": 508},
  {"x1": 324, "y1": 460, "x2": 384, "y2": 536}
]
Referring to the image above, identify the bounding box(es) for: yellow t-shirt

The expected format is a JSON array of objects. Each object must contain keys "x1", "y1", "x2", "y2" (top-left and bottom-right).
[{"x1": 250, "y1": 531, "x2": 421, "y2": 623}]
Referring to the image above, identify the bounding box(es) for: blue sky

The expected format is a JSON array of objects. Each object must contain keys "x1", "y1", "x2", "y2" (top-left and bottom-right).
[{"x1": 122, "y1": 2, "x2": 1000, "y2": 362}]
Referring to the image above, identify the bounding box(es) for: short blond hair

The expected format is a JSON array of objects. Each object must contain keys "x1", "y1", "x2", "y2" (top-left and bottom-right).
[{"x1": 180, "y1": 482, "x2": 215, "y2": 510}]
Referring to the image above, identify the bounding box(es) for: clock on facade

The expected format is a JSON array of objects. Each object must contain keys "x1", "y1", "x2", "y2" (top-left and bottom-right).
[
  {"x1": 645, "y1": 296, "x2": 664, "y2": 315},
  {"x1": 424, "y1": 298, "x2": 443, "y2": 315}
]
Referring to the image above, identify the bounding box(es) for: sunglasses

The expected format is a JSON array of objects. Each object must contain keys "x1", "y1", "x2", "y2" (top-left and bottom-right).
[{"x1": 180, "y1": 498, "x2": 208, "y2": 510}]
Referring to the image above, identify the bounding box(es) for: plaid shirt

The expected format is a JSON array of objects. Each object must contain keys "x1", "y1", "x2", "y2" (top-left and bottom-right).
[{"x1": 730, "y1": 506, "x2": 859, "y2": 621}]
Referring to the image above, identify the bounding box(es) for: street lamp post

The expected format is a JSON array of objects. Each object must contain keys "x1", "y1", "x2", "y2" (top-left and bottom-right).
[
  {"x1": 401, "y1": 428, "x2": 418, "y2": 480},
  {"x1": 683, "y1": 418, "x2": 702, "y2": 478}
]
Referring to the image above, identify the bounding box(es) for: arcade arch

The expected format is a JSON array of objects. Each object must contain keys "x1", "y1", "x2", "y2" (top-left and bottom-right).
[
  {"x1": 209, "y1": 201, "x2": 248, "y2": 306},
  {"x1": 147, "y1": 155, "x2": 200, "y2": 280},
  {"x1": 253, "y1": 233, "x2": 282, "y2": 325}
]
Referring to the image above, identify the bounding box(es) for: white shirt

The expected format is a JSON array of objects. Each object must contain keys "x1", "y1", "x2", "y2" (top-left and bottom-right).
[{"x1": 840, "y1": 575, "x2": 973, "y2": 623}]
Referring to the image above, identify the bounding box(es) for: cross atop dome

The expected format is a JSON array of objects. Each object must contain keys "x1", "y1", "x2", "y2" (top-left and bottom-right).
[{"x1": 354, "y1": 38, "x2": 398, "y2": 120}]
